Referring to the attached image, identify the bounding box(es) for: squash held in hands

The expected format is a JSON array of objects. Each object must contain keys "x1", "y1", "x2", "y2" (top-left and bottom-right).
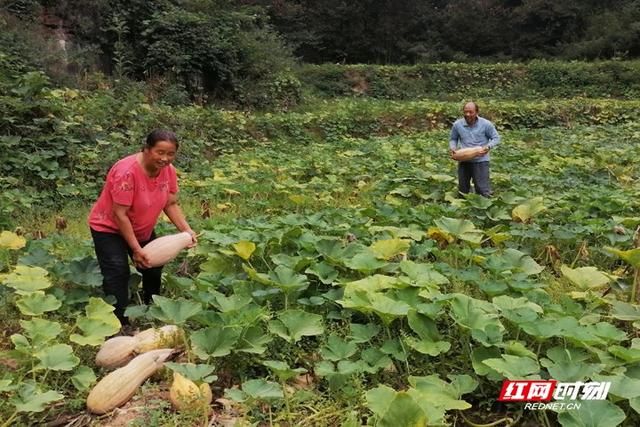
[
  {"x1": 452, "y1": 146, "x2": 486, "y2": 162},
  {"x1": 140, "y1": 232, "x2": 193, "y2": 267}
]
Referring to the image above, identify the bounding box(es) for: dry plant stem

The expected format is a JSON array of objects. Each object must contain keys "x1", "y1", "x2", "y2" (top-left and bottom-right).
[
  {"x1": 459, "y1": 409, "x2": 523, "y2": 427},
  {"x1": 0, "y1": 411, "x2": 18, "y2": 427},
  {"x1": 633, "y1": 268, "x2": 640, "y2": 303}
]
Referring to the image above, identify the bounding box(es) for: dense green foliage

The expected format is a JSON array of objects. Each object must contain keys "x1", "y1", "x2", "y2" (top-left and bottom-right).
[
  {"x1": 2, "y1": 119, "x2": 640, "y2": 425},
  {"x1": 3, "y1": 0, "x2": 640, "y2": 104},
  {"x1": 1, "y1": 0, "x2": 301, "y2": 108},
  {"x1": 251, "y1": 0, "x2": 640, "y2": 63},
  {"x1": 3, "y1": 3, "x2": 640, "y2": 425},
  {"x1": 3, "y1": 59, "x2": 640, "y2": 224},
  {"x1": 297, "y1": 61, "x2": 640, "y2": 100}
]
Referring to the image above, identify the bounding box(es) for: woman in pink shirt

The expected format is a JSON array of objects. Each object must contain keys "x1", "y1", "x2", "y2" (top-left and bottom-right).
[{"x1": 88, "y1": 130, "x2": 196, "y2": 327}]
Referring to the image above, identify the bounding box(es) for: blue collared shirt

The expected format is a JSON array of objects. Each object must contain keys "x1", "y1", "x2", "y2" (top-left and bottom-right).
[{"x1": 449, "y1": 116, "x2": 500, "y2": 162}]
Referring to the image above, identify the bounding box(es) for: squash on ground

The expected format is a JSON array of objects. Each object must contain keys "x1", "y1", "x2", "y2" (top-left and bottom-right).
[
  {"x1": 169, "y1": 372, "x2": 213, "y2": 412},
  {"x1": 95, "y1": 336, "x2": 137, "y2": 369},
  {"x1": 94, "y1": 325, "x2": 180, "y2": 369},
  {"x1": 87, "y1": 348, "x2": 174, "y2": 414},
  {"x1": 140, "y1": 232, "x2": 193, "y2": 267},
  {"x1": 134, "y1": 325, "x2": 181, "y2": 353}
]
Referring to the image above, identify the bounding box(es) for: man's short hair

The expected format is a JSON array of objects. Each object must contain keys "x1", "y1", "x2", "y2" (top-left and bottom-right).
[{"x1": 463, "y1": 101, "x2": 479, "y2": 112}]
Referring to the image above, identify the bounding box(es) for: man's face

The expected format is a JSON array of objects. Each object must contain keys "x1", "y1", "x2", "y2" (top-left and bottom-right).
[{"x1": 463, "y1": 103, "x2": 478, "y2": 125}]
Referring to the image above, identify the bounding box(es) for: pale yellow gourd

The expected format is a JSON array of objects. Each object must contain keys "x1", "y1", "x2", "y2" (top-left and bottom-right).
[
  {"x1": 87, "y1": 348, "x2": 174, "y2": 414},
  {"x1": 452, "y1": 146, "x2": 486, "y2": 162},
  {"x1": 169, "y1": 372, "x2": 213, "y2": 412},
  {"x1": 140, "y1": 232, "x2": 193, "y2": 267},
  {"x1": 134, "y1": 325, "x2": 181, "y2": 353},
  {"x1": 95, "y1": 336, "x2": 137, "y2": 369},
  {"x1": 94, "y1": 325, "x2": 180, "y2": 369}
]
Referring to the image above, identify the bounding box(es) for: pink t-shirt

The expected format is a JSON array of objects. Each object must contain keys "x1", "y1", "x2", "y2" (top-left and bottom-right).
[{"x1": 88, "y1": 154, "x2": 178, "y2": 242}]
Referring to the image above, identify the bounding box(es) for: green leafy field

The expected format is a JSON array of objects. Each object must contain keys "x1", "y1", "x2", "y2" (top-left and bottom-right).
[{"x1": 2, "y1": 111, "x2": 640, "y2": 426}]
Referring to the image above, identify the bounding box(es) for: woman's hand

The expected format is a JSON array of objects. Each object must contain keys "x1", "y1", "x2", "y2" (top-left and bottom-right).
[
  {"x1": 133, "y1": 248, "x2": 152, "y2": 269},
  {"x1": 186, "y1": 230, "x2": 198, "y2": 248}
]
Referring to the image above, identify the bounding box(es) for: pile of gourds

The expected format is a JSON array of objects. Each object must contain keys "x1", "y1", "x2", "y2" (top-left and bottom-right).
[{"x1": 87, "y1": 324, "x2": 212, "y2": 414}]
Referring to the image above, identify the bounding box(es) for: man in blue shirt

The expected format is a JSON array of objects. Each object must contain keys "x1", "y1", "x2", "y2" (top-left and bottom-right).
[{"x1": 449, "y1": 101, "x2": 500, "y2": 197}]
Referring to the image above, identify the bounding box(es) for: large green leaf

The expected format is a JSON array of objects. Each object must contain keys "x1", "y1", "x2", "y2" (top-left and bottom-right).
[
  {"x1": 211, "y1": 293, "x2": 253, "y2": 313},
  {"x1": 15, "y1": 292, "x2": 62, "y2": 316},
  {"x1": 556, "y1": 400, "x2": 625, "y2": 427},
  {"x1": 560, "y1": 265, "x2": 612, "y2": 290},
  {"x1": 540, "y1": 346, "x2": 601, "y2": 382},
  {"x1": 366, "y1": 386, "x2": 427, "y2": 427},
  {"x1": 9, "y1": 382, "x2": 64, "y2": 413},
  {"x1": 236, "y1": 325, "x2": 272, "y2": 354},
  {"x1": 361, "y1": 348, "x2": 393, "y2": 373},
  {"x1": 344, "y1": 251, "x2": 389, "y2": 273},
  {"x1": 593, "y1": 373, "x2": 640, "y2": 399},
  {"x1": 34, "y1": 344, "x2": 80, "y2": 371},
  {"x1": 305, "y1": 261, "x2": 339, "y2": 285},
  {"x1": 148, "y1": 295, "x2": 203, "y2": 325},
  {"x1": 343, "y1": 275, "x2": 401, "y2": 292},
  {"x1": 165, "y1": 362, "x2": 217, "y2": 383},
  {"x1": 339, "y1": 290, "x2": 411, "y2": 325},
  {"x1": 486, "y1": 248, "x2": 544, "y2": 276},
  {"x1": 445, "y1": 294, "x2": 504, "y2": 345},
  {"x1": 512, "y1": 197, "x2": 546, "y2": 223},
  {"x1": 409, "y1": 375, "x2": 477, "y2": 410},
  {"x1": 191, "y1": 327, "x2": 240, "y2": 359},
  {"x1": 369, "y1": 238, "x2": 411, "y2": 260},
  {"x1": 69, "y1": 298, "x2": 120, "y2": 346},
  {"x1": 0, "y1": 230, "x2": 26, "y2": 250},
  {"x1": 268, "y1": 309, "x2": 324, "y2": 343},
  {"x1": 492, "y1": 295, "x2": 543, "y2": 325},
  {"x1": 405, "y1": 310, "x2": 451, "y2": 356},
  {"x1": 399, "y1": 260, "x2": 449, "y2": 288},
  {"x1": 269, "y1": 265, "x2": 309, "y2": 293},
  {"x1": 604, "y1": 246, "x2": 640, "y2": 268},
  {"x1": 71, "y1": 366, "x2": 97, "y2": 391},
  {"x1": 471, "y1": 346, "x2": 503, "y2": 380},
  {"x1": 262, "y1": 360, "x2": 307, "y2": 382},
  {"x1": 432, "y1": 217, "x2": 484, "y2": 244},
  {"x1": 320, "y1": 334, "x2": 358, "y2": 361},
  {"x1": 349, "y1": 323, "x2": 380, "y2": 343},
  {"x1": 610, "y1": 300, "x2": 640, "y2": 321},
  {"x1": 2, "y1": 265, "x2": 51, "y2": 295},
  {"x1": 482, "y1": 354, "x2": 540, "y2": 379},
  {"x1": 608, "y1": 338, "x2": 640, "y2": 363},
  {"x1": 65, "y1": 257, "x2": 102, "y2": 287},
  {"x1": 233, "y1": 240, "x2": 256, "y2": 260},
  {"x1": 242, "y1": 379, "x2": 283, "y2": 402},
  {"x1": 20, "y1": 318, "x2": 62, "y2": 347}
]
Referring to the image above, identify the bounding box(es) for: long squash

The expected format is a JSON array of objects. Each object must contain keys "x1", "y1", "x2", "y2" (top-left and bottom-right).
[
  {"x1": 140, "y1": 232, "x2": 193, "y2": 267},
  {"x1": 95, "y1": 336, "x2": 137, "y2": 369},
  {"x1": 94, "y1": 326, "x2": 180, "y2": 369},
  {"x1": 87, "y1": 348, "x2": 174, "y2": 414},
  {"x1": 134, "y1": 325, "x2": 181, "y2": 353},
  {"x1": 452, "y1": 146, "x2": 485, "y2": 162}
]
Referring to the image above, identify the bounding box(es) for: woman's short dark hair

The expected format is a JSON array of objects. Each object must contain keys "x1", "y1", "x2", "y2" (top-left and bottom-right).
[{"x1": 144, "y1": 130, "x2": 179, "y2": 150}]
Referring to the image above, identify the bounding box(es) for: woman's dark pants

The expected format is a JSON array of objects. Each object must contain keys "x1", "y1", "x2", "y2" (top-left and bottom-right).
[{"x1": 90, "y1": 228, "x2": 163, "y2": 324}]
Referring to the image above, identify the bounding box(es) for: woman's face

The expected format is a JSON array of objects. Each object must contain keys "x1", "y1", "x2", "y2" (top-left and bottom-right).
[{"x1": 144, "y1": 140, "x2": 177, "y2": 170}]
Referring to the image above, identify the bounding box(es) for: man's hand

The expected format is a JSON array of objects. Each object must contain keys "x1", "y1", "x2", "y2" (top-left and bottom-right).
[
  {"x1": 481, "y1": 146, "x2": 490, "y2": 154},
  {"x1": 450, "y1": 149, "x2": 456, "y2": 160}
]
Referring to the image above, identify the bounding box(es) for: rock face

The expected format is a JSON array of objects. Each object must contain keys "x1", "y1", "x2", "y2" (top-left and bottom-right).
[{"x1": 41, "y1": 12, "x2": 72, "y2": 62}]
